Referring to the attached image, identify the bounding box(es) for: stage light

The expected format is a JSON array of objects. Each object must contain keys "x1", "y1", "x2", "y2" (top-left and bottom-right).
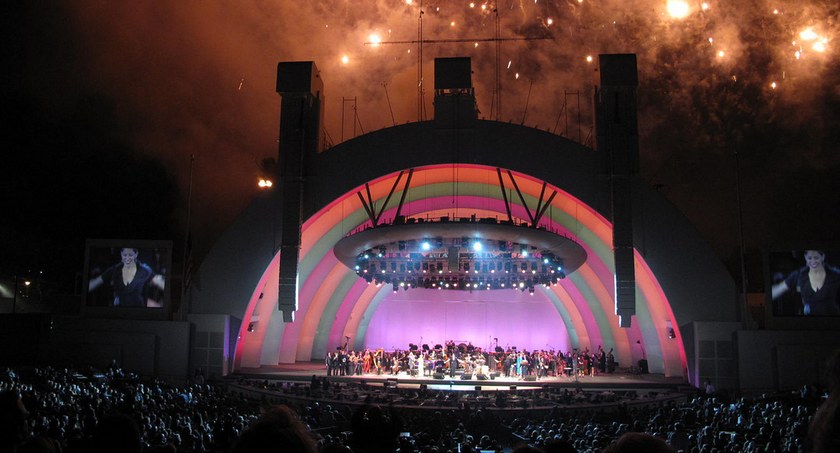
[
  {"x1": 472, "y1": 241, "x2": 483, "y2": 252},
  {"x1": 666, "y1": 320, "x2": 676, "y2": 339},
  {"x1": 421, "y1": 241, "x2": 431, "y2": 251}
]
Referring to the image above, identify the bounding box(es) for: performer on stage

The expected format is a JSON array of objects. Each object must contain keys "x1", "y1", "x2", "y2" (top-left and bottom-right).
[
  {"x1": 598, "y1": 345, "x2": 607, "y2": 374},
  {"x1": 449, "y1": 347, "x2": 458, "y2": 377},
  {"x1": 516, "y1": 351, "x2": 526, "y2": 378},
  {"x1": 363, "y1": 349, "x2": 373, "y2": 374}
]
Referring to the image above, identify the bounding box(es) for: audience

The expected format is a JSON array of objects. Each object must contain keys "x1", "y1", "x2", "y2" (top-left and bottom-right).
[{"x1": 0, "y1": 359, "x2": 833, "y2": 453}]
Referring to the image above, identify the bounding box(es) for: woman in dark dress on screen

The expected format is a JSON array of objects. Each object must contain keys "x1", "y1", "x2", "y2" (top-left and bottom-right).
[
  {"x1": 88, "y1": 248, "x2": 165, "y2": 307},
  {"x1": 772, "y1": 250, "x2": 840, "y2": 316}
]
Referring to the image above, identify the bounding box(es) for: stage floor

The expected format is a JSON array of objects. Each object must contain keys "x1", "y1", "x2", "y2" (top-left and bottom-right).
[{"x1": 233, "y1": 362, "x2": 688, "y2": 392}]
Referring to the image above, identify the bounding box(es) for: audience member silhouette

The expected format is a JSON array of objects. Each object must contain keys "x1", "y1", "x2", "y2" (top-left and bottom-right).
[
  {"x1": 0, "y1": 390, "x2": 28, "y2": 453},
  {"x1": 16, "y1": 436, "x2": 62, "y2": 453},
  {"x1": 350, "y1": 403, "x2": 404, "y2": 453},
  {"x1": 602, "y1": 432, "x2": 675, "y2": 453},
  {"x1": 230, "y1": 405, "x2": 317, "y2": 453},
  {"x1": 806, "y1": 348, "x2": 840, "y2": 453},
  {"x1": 91, "y1": 413, "x2": 143, "y2": 453}
]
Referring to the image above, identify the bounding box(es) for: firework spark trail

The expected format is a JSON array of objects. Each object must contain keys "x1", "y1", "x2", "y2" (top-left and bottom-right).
[
  {"x1": 60, "y1": 0, "x2": 840, "y2": 253},
  {"x1": 67, "y1": 0, "x2": 838, "y2": 150}
]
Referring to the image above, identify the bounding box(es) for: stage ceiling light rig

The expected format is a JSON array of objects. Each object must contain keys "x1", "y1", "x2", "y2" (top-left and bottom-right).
[{"x1": 334, "y1": 210, "x2": 587, "y2": 293}]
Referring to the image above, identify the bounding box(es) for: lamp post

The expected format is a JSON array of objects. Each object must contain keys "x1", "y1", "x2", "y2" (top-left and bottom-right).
[
  {"x1": 11, "y1": 275, "x2": 31, "y2": 314},
  {"x1": 734, "y1": 147, "x2": 748, "y2": 323}
]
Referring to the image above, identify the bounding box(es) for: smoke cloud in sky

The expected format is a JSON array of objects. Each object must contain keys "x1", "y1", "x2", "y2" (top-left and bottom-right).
[{"x1": 5, "y1": 0, "x2": 840, "y2": 266}]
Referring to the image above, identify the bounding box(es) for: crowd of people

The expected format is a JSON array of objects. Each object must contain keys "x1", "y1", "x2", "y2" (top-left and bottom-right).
[
  {"x1": 326, "y1": 341, "x2": 616, "y2": 380},
  {"x1": 1, "y1": 352, "x2": 839, "y2": 453},
  {"x1": 244, "y1": 376, "x2": 657, "y2": 411},
  {"x1": 0, "y1": 365, "x2": 258, "y2": 453}
]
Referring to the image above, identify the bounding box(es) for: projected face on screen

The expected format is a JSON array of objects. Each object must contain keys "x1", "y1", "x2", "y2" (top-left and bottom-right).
[
  {"x1": 86, "y1": 244, "x2": 170, "y2": 308},
  {"x1": 770, "y1": 250, "x2": 840, "y2": 316}
]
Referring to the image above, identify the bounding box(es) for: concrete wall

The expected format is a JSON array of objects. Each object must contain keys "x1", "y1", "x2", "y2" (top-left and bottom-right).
[
  {"x1": 189, "y1": 192, "x2": 280, "y2": 318},
  {"x1": 634, "y1": 183, "x2": 739, "y2": 325},
  {"x1": 188, "y1": 313, "x2": 239, "y2": 380},
  {"x1": 309, "y1": 121, "x2": 608, "y2": 219},
  {"x1": 0, "y1": 314, "x2": 50, "y2": 366},
  {"x1": 736, "y1": 330, "x2": 840, "y2": 393},
  {"x1": 42, "y1": 316, "x2": 191, "y2": 383},
  {"x1": 191, "y1": 120, "x2": 740, "y2": 381},
  {"x1": 685, "y1": 321, "x2": 742, "y2": 391}
]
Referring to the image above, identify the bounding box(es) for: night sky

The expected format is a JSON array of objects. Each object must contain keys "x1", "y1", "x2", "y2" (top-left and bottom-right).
[{"x1": 2, "y1": 0, "x2": 839, "y2": 291}]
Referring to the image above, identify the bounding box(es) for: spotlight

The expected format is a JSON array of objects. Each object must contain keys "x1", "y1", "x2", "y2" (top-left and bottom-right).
[
  {"x1": 421, "y1": 241, "x2": 431, "y2": 251},
  {"x1": 472, "y1": 241, "x2": 483, "y2": 252}
]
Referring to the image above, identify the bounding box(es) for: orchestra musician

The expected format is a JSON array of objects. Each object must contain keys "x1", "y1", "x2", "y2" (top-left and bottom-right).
[
  {"x1": 537, "y1": 353, "x2": 548, "y2": 379},
  {"x1": 335, "y1": 339, "x2": 595, "y2": 381},
  {"x1": 374, "y1": 349, "x2": 383, "y2": 375}
]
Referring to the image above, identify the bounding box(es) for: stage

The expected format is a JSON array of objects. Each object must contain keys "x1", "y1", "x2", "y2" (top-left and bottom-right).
[
  {"x1": 232, "y1": 361, "x2": 689, "y2": 393},
  {"x1": 228, "y1": 362, "x2": 693, "y2": 415}
]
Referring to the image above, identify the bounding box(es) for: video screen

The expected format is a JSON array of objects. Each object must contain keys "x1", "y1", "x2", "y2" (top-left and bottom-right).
[
  {"x1": 84, "y1": 239, "x2": 172, "y2": 309},
  {"x1": 769, "y1": 249, "x2": 840, "y2": 316}
]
